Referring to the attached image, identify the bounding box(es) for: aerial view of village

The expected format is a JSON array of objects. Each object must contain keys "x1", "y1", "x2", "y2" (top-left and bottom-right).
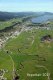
[{"x1": 0, "y1": 0, "x2": 53, "y2": 80}]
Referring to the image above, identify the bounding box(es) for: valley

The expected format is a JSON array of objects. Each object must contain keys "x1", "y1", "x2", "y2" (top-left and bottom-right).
[{"x1": 0, "y1": 12, "x2": 53, "y2": 80}]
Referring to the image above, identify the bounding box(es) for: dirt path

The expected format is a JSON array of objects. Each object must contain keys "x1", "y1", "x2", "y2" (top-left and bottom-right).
[{"x1": 8, "y1": 54, "x2": 15, "y2": 79}]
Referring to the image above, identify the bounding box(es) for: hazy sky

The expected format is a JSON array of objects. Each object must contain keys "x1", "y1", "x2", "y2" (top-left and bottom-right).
[{"x1": 0, "y1": 0, "x2": 53, "y2": 12}]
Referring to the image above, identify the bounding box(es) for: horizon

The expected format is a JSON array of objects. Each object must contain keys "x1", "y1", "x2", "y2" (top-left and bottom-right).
[
  {"x1": 0, "y1": 0, "x2": 53, "y2": 12},
  {"x1": 0, "y1": 10, "x2": 53, "y2": 13}
]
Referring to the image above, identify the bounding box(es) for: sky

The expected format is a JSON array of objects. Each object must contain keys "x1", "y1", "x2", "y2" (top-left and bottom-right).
[{"x1": 0, "y1": 0, "x2": 53, "y2": 12}]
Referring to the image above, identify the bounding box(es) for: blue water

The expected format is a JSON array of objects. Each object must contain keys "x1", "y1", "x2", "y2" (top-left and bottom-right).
[{"x1": 32, "y1": 14, "x2": 53, "y2": 23}]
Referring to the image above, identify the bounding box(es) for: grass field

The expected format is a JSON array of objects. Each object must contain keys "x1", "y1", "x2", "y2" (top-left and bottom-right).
[
  {"x1": 0, "y1": 18, "x2": 22, "y2": 30},
  {"x1": 0, "y1": 50, "x2": 13, "y2": 80},
  {"x1": 0, "y1": 28, "x2": 52, "y2": 80}
]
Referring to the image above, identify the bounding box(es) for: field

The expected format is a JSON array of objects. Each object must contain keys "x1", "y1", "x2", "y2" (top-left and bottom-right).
[
  {"x1": 0, "y1": 28, "x2": 53, "y2": 80},
  {"x1": 0, "y1": 18, "x2": 23, "y2": 30}
]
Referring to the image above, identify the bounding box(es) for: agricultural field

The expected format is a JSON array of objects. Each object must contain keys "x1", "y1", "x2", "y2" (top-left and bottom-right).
[{"x1": 0, "y1": 28, "x2": 53, "y2": 80}]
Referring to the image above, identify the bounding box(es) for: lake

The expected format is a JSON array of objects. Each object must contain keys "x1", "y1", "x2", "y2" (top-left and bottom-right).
[{"x1": 31, "y1": 14, "x2": 53, "y2": 23}]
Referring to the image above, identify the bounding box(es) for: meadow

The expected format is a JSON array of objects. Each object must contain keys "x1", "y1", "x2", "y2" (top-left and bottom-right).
[{"x1": 0, "y1": 28, "x2": 52, "y2": 80}]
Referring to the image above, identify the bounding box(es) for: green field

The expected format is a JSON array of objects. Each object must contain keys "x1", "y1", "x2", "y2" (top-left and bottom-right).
[
  {"x1": 0, "y1": 18, "x2": 22, "y2": 30},
  {"x1": 0, "y1": 28, "x2": 53, "y2": 80}
]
